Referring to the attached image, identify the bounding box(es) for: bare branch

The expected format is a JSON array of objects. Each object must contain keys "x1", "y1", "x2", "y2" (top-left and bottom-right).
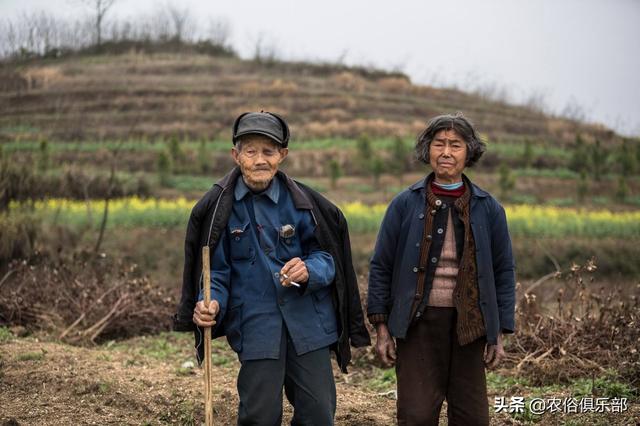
[
  {"x1": 165, "y1": 3, "x2": 194, "y2": 42},
  {"x1": 78, "y1": 0, "x2": 118, "y2": 46}
]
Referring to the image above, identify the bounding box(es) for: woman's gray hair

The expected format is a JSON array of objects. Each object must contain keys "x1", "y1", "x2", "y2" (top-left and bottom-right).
[{"x1": 415, "y1": 112, "x2": 486, "y2": 167}]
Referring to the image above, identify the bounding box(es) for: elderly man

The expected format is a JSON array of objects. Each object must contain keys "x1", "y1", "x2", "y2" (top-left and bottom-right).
[
  {"x1": 367, "y1": 113, "x2": 516, "y2": 425},
  {"x1": 173, "y1": 111, "x2": 370, "y2": 425}
]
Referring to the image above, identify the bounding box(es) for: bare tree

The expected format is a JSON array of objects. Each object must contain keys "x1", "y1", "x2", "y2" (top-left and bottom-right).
[
  {"x1": 79, "y1": 0, "x2": 117, "y2": 47},
  {"x1": 251, "y1": 31, "x2": 280, "y2": 63},
  {"x1": 561, "y1": 97, "x2": 587, "y2": 123},
  {"x1": 207, "y1": 17, "x2": 231, "y2": 47},
  {"x1": 0, "y1": 21, "x2": 17, "y2": 57},
  {"x1": 165, "y1": 3, "x2": 194, "y2": 42},
  {"x1": 524, "y1": 89, "x2": 550, "y2": 115},
  {"x1": 147, "y1": 9, "x2": 172, "y2": 41}
]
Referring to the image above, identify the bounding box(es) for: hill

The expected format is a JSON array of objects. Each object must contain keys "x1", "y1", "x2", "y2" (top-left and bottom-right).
[{"x1": 0, "y1": 50, "x2": 618, "y2": 144}]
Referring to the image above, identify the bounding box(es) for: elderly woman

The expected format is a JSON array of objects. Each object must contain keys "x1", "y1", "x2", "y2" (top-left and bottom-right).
[{"x1": 367, "y1": 113, "x2": 516, "y2": 425}]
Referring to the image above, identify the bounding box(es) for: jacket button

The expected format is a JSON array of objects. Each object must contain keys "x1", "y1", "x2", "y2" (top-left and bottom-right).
[
  {"x1": 274, "y1": 272, "x2": 280, "y2": 278},
  {"x1": 435, "y1": 199, "x2": 442, "y2": 206},
  {"x1": 431, "y1": 209, "x2": 437, "y2": 215},
  {"x1": 437, "y1": 228, "x2": 444, "y2": 234},
  {"x1": 234, "y1": 236, "x2": 240, "y2": 241},
  {"x1": 415, "y1": 242, "x2": 420, "y2": 247},
  {"x1": 431, "y1": 257, "x2": 438, "y2": 263},
  {"x1": 419, "y1": 213, "x2": 425, "y2": 219},
  {"x1": 413, "y1": 267, "x2": 418, "y2": 273},
  {"x1": 426, "y1": 235, "x2": 432, "y2": 241},
  {"x1": 442, "y1": 203, "x2": 447, "y2": 209}
]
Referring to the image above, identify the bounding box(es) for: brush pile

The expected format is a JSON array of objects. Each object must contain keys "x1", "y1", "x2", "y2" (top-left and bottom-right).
[
  {"x1": 508, "y1": 258, "x2": 639, "y2": 389},
  {"x1": 0, "y1": 251, "x2": 174, "y2": 344}
]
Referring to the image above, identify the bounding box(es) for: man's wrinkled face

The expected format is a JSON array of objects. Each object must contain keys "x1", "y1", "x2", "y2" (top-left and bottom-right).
[
  {"x1": 429, "y1": 129, "x2": 468, "y2": 184},
  {"x1": 231, "y1": 136, "x2": 288, "y2": 191}
]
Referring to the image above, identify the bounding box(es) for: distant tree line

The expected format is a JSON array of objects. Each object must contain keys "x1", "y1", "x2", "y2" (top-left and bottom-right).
[
  {"x1": 0, "y1": 1, "x2": 235, "y2": 60},
  {"x1": 497, "y1": 135, "x2": 640, "y2": 203}
]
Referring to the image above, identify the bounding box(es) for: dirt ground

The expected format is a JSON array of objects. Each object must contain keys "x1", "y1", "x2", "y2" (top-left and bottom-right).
[
  {"x1": 1, "y1": 332, "x2": 637, "y2": 425},
  {"x1": 0, "y1": 333, "x2": 395, "y2": 425}
]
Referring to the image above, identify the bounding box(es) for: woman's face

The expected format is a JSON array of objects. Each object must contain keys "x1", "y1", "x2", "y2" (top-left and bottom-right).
[{"x1": 429, "y1": 129, "x2": 468, "y2": 184}]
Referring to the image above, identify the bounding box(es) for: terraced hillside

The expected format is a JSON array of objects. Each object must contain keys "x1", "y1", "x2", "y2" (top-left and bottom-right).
[{"x1": 1, "y1": 51, "x2": 617, "y2": 144}]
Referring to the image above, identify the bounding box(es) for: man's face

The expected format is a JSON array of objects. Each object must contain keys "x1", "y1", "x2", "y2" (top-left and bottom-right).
[
  {"x1": 429, "y1": 129, "x2": 468, "y2": 184},
  {"x1": 231, "y1": 136, "x2": 288, "y2": 191}
]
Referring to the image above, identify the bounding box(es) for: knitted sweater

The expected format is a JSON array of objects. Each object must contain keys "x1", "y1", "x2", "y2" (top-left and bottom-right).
[{"x1": 427, "y1": 211, "x2": 457, "y2": 307}]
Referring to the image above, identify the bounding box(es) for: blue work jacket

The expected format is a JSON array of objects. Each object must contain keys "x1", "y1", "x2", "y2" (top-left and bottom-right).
[
  {"x1": 367, "y1": 174, "x2": 516, "y2": 345},
  {"x1": 202, "y1": 176, "x2": 338, "y2": 361}
]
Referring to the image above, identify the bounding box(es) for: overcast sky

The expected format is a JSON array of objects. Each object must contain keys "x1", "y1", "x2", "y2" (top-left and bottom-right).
[{"x1": 3, "y1": 0, "x2": 639, "y2": 136}]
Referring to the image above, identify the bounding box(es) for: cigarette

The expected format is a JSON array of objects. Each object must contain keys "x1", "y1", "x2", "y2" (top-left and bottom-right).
[{"x1": 281, "y1": 273, "x2": 301, "y2": 288}]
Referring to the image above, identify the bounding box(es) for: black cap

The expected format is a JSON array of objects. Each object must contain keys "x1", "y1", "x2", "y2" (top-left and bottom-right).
[{"x1": 232, "y1": 111, "x2": 290, "y2": 148}]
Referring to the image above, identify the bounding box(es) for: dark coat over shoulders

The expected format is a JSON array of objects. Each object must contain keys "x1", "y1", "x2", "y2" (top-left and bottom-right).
[{"x1": 173, "y1": 167, "x2": 371, "y2": 373}]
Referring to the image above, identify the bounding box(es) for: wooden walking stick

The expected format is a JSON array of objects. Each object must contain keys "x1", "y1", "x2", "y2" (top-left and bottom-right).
[{"x1": 202, "y1": 246, "x2": 214, "y2": 426}]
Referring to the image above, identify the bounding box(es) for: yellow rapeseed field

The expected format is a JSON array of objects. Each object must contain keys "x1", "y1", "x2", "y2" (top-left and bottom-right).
[{"x1": 11, "y1": 198, "x2": 640, "y2": 238}]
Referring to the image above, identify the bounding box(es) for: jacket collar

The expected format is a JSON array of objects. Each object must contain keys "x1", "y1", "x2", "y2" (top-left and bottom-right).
[
  {"x1": 215, "y1": 167, "x2": 313, "y2": 209},
  {"x1": 234, "y1": 175, "x2": 280, "y2": 204},
  {"x1": 409, "y1": 172, "x2": 489, "y2": 198}
]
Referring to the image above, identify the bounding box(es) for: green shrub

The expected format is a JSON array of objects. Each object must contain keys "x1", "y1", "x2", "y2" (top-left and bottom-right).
[
  {"x1": 157, "y1": 150, "x2": 173, "y2": 187},
  {"x1": 37, "y1": 139, "x2": 50, "y2": 171},
  {"x1": 0, "y1": 327, "x2": 13, "y2": 342},
  {"x1": 615, "y1": 175, "x2": 628, "y2": 202},
  {"x1": 498, "y1": 163, "x2": 515, "y2": 201},
  {"x1": 576, "y1": 171, "x2": 588, "y2": 202},
  {"x1": 522, "y1": 139, "x2": 534, "y2": 168},
  {"x1": 327, "y1": 159, "x2": 342, "y2": 189},
  {"x1": 370, "y1": 155, "x2": 384, "y2": 189},
  {"x1": 390, "y1": 137, "x2": 410, "y2": 183}
]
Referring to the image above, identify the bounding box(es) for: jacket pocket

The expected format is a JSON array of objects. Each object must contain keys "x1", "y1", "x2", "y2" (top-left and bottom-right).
[
  {"x1": 229, "y1": 221, "x2": 255, "y2": 262},
  {"x1": 276, "y1": 223, "x2": 302, "y2": 261},
  {"x1": 225, "y1": 302, "x2": 243, "y2": 353},
  {"x1": 312, "y1": 288, "x2": 337, "y2": 334}
]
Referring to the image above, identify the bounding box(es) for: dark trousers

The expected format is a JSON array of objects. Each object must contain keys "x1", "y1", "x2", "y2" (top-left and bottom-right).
[
  {"x1": 396, "y1": 307, "x2": 489, "y2": 426},
  {"x1": 236, "y1": 326, "x2": 336, "y2": 426}
]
